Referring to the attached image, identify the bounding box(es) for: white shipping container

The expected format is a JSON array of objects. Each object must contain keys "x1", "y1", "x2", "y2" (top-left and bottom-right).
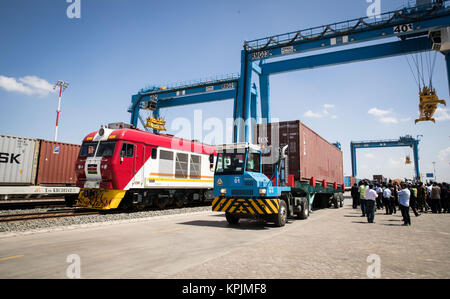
[{"x1": 0, "y1": 135, "x2": 39, "y2": 185}]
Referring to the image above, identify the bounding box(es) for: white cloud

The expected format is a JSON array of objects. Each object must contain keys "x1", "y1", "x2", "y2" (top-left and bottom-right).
[
  {"x1": 435, "y1": 107, "x2": 450, "y2": 122},
  {"x1": 387, "y1": 157, "x2": 402, "y2": 168},
  {"x1": 304, "y1": 110, "x2": 323, "y2": 118},
  {"x1": 368, "y1": 107, "x2": 406, "y2": 124},
  {"x1": 368, "y1": 107, "x2": 392, "y2": 117},
  {"x1": 379, "y1": 117, "x2": 399, "y2": 124},
  {"x1": 439, "y1": 147, "x2": 450, "y2": 161},
  {"x1": 0, "y1": 75, "x2": 55, "y2": 97},
  {"x1": 303, "y1": 104, "x2": 338, "y2": 119}
]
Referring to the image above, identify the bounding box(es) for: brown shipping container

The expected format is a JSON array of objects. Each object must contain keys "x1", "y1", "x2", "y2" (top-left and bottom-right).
[
  {"x1": 36, "y1": 140, "x2": 81, "y2": 186},
  {"x1": 255, "y1": 120, "x2": 344, "y2": 185}
]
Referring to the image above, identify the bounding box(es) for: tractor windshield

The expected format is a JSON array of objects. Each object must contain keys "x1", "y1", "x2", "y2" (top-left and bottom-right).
[{"x1": 215, "y1": 151, "x2": 245, "y2": 175}]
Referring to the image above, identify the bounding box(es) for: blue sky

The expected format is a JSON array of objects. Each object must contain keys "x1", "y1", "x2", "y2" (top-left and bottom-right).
[{"x1": 1, "y1": 0, "x2": 449, "y2": 182}]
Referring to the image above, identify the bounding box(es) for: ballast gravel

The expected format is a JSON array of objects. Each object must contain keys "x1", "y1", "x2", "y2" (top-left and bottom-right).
[{"x1": 0, "y1": 205, "x2": 211, "y2": 234}]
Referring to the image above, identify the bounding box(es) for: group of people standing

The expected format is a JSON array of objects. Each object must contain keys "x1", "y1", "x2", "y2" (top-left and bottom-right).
[{"x1": 350, "y1": 180, "x2": 449, "y2": 226}]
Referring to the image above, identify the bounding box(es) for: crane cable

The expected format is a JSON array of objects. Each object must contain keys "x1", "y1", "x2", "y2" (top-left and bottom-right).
[{"x1": 405, "y1": 46, "x2": 438, "y2": 92}]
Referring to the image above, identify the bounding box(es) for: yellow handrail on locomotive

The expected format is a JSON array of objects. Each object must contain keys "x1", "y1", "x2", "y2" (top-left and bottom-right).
[
  {"x1": 415, "y1": 86, "x2": 447, "y2": 124},
  {"x1": 145, "y1": 117, "x2": 167, "y2": 131}
]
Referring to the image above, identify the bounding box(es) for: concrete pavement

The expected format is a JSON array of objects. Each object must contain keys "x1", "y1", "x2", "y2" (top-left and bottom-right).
[{"x1": 1, "y1": 197, "x2": 449, "y2": 278}]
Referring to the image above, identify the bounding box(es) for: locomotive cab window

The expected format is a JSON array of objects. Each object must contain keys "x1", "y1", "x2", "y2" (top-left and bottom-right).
[
  {"x1": 120, "y1": 143, "x2": 135, "y2": 158},
  {"x1": 79, "y1": 142, "x2": 98, "y2": 158}
]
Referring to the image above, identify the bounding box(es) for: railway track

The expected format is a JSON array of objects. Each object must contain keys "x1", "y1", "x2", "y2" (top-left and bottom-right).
[
  {"x1": 0, "y1": 209, "x2": 100, "y2": 223},
  {"x1": 0, "y1": 201, "x2": 212, "y2": 223},
  {"x1": 0, "y1": 199, "x2": 67, "y2": 210}
]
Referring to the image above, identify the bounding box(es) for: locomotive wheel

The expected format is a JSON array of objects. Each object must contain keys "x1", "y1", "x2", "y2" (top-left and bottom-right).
[
  {"x1": 174, "y1": 196, "x2": 185, "y2": 208},
  {"x1": 155, "y1": 198, "x2": 168, "y2": 210}
]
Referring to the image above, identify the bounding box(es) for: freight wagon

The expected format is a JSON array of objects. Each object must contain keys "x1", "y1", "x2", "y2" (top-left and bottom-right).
[
  {"x1": 0, "y1": 134, "x2": 80, "y2": 199},
  {"x1": 212, "y1": 120, "x2": 345, "y2": 227}
]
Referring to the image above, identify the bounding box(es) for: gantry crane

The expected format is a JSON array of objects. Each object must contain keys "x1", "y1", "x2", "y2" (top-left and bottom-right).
[
  {"x1": 129, "y1": 0, "x2": 450, "y2": 143},
  {"x1": 351, "y1": 135, "x2": 421, "y2": 181}
]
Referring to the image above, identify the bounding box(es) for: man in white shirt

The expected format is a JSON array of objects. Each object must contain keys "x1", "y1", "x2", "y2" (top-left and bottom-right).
[
  {"x1": 375, "y1": 184, "x2": 383, "y2": 210},
  {"x1": 383, "y1": 185, "x2": 392, "y2": 215},
  {"x1": 365, "y1": 184, "x2": 378, "y2": 223}
]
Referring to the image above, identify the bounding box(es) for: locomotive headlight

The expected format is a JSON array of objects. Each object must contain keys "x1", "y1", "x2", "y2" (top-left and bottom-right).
[
  {"x1": 259, "y1": 188, "x2": 267, "y2": 196},
  {"x1": 101, "y1": 165, "x2": 108, "y2": 170},
  {"x1": 220, "y1": 188, "x2": 227, "y2": 195},
  {"x1": 77, "y1": 164, "x2": 84, "y2": 169}
]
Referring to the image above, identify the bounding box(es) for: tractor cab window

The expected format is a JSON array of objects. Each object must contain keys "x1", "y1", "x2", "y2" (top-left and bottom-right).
[
  {"x1": 215, "y1": 151, "x2": 245, "y2": 175},
  {"x1": 79, "y1": 142, "x2": 98, "y2": 158},
  {"x1": 96, "y1": 141, "x2": 117, "y2": 157},
  {"x1": 120, "y1": 143, "x2": 135, "y2": 158},
  {"x1": 246, "y1": 152, "x2": 261, "y2": 173}
]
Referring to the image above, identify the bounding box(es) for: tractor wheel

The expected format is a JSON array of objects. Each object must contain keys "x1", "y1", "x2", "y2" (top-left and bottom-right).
[
  {"x1": 297, "y1": 201, "x2": 309, "y2": 220},
  {"x1": 225, "y1": 212, "x2": 240, "y2": 225},
  {"x1": 274, "y1": 200, "x2": 288, "y2": 227}
]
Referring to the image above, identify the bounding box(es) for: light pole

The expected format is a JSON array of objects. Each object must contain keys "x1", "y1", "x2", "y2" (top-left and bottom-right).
[
  {"x1": 432, "y1": 161, "x2": 436, "y2": 182},
  {"x1": 53, "y1": 80, "x2": 69, "y2": 141}
]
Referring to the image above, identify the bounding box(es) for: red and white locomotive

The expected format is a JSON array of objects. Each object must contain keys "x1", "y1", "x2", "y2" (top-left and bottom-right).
[{"x1": 69, "y1": 123, "x2": 217, "y2": 210}]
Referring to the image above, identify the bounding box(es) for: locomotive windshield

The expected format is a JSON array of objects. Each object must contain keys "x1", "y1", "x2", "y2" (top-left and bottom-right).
[
  {"x1": 79, "y1": 141, "x2": 117, "y2": 158},
  {"x1": 215, "y1": 151, "x2": 245, "y2": 175},
  {"x1": 96, "y1": 141, "x2": 117, "y2": 157},
  {"x1": 79, "y1": 142, "x2": 98, "y2": 158}
]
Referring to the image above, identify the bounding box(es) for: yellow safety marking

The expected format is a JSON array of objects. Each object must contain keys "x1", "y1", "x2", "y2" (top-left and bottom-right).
[
  {"x1": 257, "y1": 199, "x2": 272, "y2": 214},
  {"x1": 266, "y1": 200, "x2": 278, "y2": 213},
  {"x1": 271, "y1": 199, "x2": 279, "y2": 210},
  {"x1": 212, "y1": 198, "x2": 219, "y2": 207},
  {"x1": 148, "y1": 178, "x2": 214, "y2": 183},
  {"x1": 151, "y1": 227, "x2": 188, "y2": 235},
  {"x1": 150, "y1": 173, "x2": 214, "y2": 179},
  {"x1": 235, "y1": 206, "x2": 247, "y2": 214},
  {"x1": 76, "y1": 189, "x2": 127, "y2": 210},
  {"x1": 0, "y1": 255, "x2": 24, "y2": 262},
  {"x1": 228, "y1": 203, "x2": 238, "y2": 213},
  {"x1": 221, "y1": 198, "x2": 234, "y2": 212},
  {"x1": 246, "y1": 205, "x2": 255, "y2": 215},
  {"x1": 213, "y1": 198, "x2": 227, "y2": 211},
  {"x1": 249, "y1": 199, "x2": 264, "y2": 214}
]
